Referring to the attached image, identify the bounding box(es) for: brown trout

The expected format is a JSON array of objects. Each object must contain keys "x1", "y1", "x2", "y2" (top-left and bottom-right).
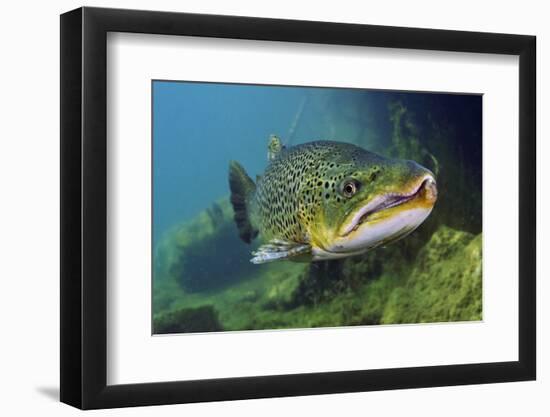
[{"x1": 229, "y1": 136, "x2": 437, "y2": 264}]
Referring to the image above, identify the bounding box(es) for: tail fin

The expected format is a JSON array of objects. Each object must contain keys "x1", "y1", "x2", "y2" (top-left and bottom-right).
[{"x1": 228, "y1": 161, "x2": 258, "y2": 243}]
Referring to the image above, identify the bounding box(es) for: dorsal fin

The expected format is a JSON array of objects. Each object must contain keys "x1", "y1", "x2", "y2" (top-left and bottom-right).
[{"x1": 267, "y1": 134, "x2": 285, "y2": 161}]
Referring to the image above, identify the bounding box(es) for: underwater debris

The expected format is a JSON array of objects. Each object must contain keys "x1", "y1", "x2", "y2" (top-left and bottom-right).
[{"x1": 154, "y1": 305, "x2": 223, "y2": 334}]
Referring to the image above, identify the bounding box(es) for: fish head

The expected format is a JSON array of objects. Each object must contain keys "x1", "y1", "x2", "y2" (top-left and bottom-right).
[{"x1": 308, "y1": 147, "x2": 437, "y2": 259}]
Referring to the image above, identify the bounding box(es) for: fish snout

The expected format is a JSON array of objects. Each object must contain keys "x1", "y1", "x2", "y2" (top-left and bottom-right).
[{"x1": 420, "y1": 176, "x2": 437, "y2": 204}]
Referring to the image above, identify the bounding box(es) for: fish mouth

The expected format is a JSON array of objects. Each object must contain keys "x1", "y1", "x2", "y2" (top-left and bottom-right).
[{"x1": 340, "y1": 175, "x2": 437, "y2": 237}]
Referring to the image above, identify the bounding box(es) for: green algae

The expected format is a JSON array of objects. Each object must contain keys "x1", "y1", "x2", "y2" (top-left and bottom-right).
[
  {"x1": 381, "y1": 226, "x2": 482, "y2": 323},
  {"x1": 247, "y1": 225, "x2": 482, "y2": 329},
  {"x1": 154, "y1": 305, "x2": 223, "y2": 334}
]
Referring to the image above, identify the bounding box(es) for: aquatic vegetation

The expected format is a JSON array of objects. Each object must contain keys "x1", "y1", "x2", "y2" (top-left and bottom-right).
[
  {"x1": 153, "y1": 223, "x2": 481, "y2": 331},
  {"x1": 154, "y1": 305, "x2": 223, "y2": 334},
  {"x1": 275, "y1": 225, "x2": 481, "y2": 328},
  {"x1": 382, "y1": 226, "x2": 482, "y2": 323},
  {"x1": 384, "y1": 97, "x2": 482, "y2": 234}
]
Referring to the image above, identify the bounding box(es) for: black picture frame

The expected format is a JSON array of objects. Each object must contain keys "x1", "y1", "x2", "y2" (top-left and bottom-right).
[{"x1": 60, "y1": 6, "x2": 536, "y2": 410}]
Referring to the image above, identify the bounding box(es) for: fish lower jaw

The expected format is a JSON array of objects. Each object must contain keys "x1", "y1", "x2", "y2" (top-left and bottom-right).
[
  {"x1": 329, "y1": 207, "x2": 433, "y2": 255},
  {"x1": 311, "y1": 246, "x2": 368, "y2": 261}
]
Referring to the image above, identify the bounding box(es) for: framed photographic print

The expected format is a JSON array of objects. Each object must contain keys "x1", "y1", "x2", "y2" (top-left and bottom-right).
[{"x1": 60, "y1": 6, "x2": 536, "y2": 409}]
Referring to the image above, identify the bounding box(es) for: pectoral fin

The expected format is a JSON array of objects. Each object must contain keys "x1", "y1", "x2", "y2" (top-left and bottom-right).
[{"x1": 250, "y1": 239, "x2": 311, "y2": 264}]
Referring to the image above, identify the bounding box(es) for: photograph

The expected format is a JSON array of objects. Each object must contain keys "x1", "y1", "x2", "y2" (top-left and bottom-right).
[
  {"x1": 152, "y1": 81, "x2": 483, "y2": 334},
  {"x1": 48, "y1": 2, "x2": 538, "y2": 413}
]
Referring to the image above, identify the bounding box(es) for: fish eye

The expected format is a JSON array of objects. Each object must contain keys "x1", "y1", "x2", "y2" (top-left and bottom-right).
[{"x1": 341, "y1": 180, "x2": 359, "y2": 198}]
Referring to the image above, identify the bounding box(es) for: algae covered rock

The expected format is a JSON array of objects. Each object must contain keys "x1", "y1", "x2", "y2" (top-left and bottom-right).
[
  {"x1": 382, "y1": 225, "x2": 482, "y2": 324},
  {"x1": 153, "y1": 225, "x2": 481, "y2": 332},
  {"x1": 289, "y1": 260, "x2": 346, "y2": 307},
  {"x1": 154, "y1": 198, "x2": 256, "y2": 292},
  {"x1": 263, "y1": 274, "x2": 301, "y2": 309},
  {"x1": 153, "y1": 305, "x2": 223, "y2": 334},
  {"x1": 268, "y1": 225, "x2": 482, "y2": 328}
]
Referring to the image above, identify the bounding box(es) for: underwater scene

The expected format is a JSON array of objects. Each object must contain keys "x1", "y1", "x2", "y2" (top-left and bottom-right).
[{"x1": 152, "y1": 81, "x2": 482, "y2": 334}]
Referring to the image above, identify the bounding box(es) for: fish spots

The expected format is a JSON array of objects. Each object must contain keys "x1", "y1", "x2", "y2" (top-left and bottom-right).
[
  {"x1": 369, "y1": 165, "x2": 381, "y2": 182},
  {"x1": 252, "y1": 140, "x2": 388, "y2": 243}
]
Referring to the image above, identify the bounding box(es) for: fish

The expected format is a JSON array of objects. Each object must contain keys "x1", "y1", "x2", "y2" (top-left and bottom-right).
[{"x1": 228, "y1": 136, "x2": 437, "y2": 264}]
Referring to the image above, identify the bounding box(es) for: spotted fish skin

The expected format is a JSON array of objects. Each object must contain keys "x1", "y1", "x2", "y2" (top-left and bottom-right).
[
  {"x1": 253, "y1": 141, "x2": 374, "y2": 243},
  {"x1": 229, "y1": 139, "x2": 437, "y2": 264}
]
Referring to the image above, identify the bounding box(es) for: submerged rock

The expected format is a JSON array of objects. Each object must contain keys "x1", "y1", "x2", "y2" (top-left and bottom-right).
[
  {"x1": 154, "y1": 198, "x2": 256, "y2": 293},
  {"x1": 288, "y1": 260, "x2": 345, "y2": 307},
  {"x1": 382, "y1": 225, "x2": 482, "y2": 323},
  {"x1": 154, "y1": 305, "x2": 223, "y2": 334},
  {"x1": 256, "y1": 225, "x2": 482, "y2": 328}
]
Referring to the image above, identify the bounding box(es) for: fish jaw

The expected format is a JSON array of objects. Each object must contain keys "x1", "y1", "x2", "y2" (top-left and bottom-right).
[
  {"x1": 325, "y1": 207, "x2": 433, "y2": 255},
  {"x1": 325, "y1": 175, "x2": 437, "y2": 255},
  {"x1": 311, "y1": 245, "x2": 367, "y2": 261}
]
